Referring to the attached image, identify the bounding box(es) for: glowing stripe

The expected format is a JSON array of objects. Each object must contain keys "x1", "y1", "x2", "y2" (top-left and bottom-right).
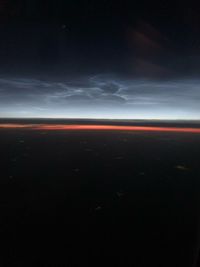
[
  {"x1": 0, "y1": 124, "x2": 34, "y2": 129},
  {"x1": 0, "y1": 123, "x2": 200, "y2": 133}
]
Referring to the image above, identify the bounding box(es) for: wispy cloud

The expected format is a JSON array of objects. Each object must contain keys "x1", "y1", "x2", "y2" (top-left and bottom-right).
[{"x1": 0, "y1": 75, "x2": 200, "y2": 119}]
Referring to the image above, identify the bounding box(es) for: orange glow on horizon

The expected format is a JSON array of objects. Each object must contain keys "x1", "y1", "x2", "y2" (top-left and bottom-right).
[{"x1": 0, "y1": 123, "x2": 200, "y2": 133}]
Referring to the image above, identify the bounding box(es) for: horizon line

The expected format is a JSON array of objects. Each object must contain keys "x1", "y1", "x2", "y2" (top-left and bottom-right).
[
  {"x1": 1, "y1": 123, "x2": 200, "y2": 134},
  {"x1": 0, "y1": 117, "x2": 200, "y2": 122}
]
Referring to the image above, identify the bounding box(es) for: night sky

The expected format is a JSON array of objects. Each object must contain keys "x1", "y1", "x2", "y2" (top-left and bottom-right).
[{"x1": 1, "y1": 0, "x2": 200, "y2": 119}]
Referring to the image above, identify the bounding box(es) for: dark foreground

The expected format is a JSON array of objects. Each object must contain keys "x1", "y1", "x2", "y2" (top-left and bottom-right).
[{"x1": 1, "y1": 120, "x2": 200, "y2": 266}]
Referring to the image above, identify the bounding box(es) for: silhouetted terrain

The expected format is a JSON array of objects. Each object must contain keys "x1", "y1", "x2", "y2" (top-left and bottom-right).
[{"x1": 0, "y1": 120, "x2": 200, "y2": 266}]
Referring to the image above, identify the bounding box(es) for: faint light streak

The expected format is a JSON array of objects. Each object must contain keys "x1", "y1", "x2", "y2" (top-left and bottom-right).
[{"x1": 0, "y1": 124, "x2": 200, "y2": 133}]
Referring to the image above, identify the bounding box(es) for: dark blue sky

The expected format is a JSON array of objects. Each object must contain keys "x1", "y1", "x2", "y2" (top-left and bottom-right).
[{"x1": 1, "y1": 0, "x2": 200, "y2": 77}]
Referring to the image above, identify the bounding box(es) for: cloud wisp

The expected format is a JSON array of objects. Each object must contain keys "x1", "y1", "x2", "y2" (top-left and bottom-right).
[{"x1": 0, "y1": 75, "x2": 200, "y2": 120}]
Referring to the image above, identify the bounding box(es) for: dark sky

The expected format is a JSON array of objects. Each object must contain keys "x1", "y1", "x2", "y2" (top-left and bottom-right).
[
  {"x1": 1, "y1": 1, "x2": 200, "y2": 119},
  {"x1": 1, "y1": 0, "x2": 200, "y2": 77}
]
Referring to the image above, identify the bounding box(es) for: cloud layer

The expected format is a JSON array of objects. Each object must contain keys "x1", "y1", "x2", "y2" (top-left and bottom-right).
[{"x1": 0, "y1": 75, "x2": 200, "y2": 120}]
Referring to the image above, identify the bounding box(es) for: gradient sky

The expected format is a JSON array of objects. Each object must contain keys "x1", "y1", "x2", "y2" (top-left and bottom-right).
[
  {"x1": 1, "y1": 1, "x2": 200, "y2": 119},
  {"x1": 1, "y1": 75, "x2": 200, "y2": 120}
]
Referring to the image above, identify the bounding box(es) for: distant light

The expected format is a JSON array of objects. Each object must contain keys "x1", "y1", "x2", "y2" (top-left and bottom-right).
[{"x1": 0, "y1": 123, "x2": 200, "y2": 134}]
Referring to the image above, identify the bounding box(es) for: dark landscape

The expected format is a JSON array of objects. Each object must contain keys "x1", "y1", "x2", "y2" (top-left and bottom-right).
[{"x1": 1, "y1": 119, "x2": 200, "y2": 266}]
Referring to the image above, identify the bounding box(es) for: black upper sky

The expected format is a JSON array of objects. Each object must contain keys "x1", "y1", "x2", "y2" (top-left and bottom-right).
[{"x1": 1, "y1": 1, "x2": 200, "y2": 78}]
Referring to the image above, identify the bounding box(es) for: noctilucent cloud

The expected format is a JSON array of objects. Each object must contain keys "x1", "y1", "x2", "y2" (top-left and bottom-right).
[{"x1": 1, "y1": 75, "x2": 200, "y2": 120}]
